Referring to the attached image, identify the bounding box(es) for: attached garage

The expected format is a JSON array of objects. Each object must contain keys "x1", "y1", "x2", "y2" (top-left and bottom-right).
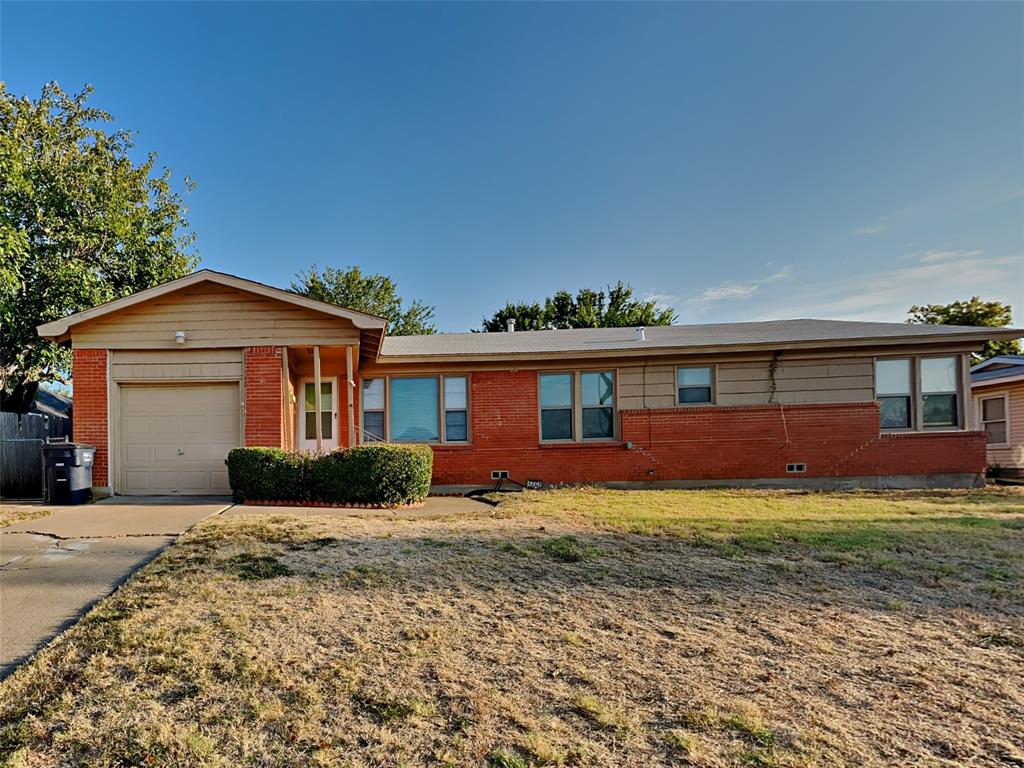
[
  {"x1": 112, "y1": 349, "x2": 244, "y2": 495},
  {"x1": 119, "y1": 383, "x2": 239, "y2": 494}
]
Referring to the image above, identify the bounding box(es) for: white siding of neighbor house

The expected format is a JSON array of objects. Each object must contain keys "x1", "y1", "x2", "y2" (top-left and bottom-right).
[{"x1": 975, "y1": 380, "x2": 1024, "y2": 470}]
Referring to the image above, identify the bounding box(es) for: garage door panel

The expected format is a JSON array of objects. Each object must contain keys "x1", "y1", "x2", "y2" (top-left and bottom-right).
[{"x1": 120, "y1": 383, "x2": 240, "y2": 495}]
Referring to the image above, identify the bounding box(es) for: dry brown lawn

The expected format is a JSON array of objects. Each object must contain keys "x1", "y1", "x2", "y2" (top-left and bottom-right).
[
  {"x1": 2, "y1": 487, "x2": 1023, "y2": 767},
  {"x1": 0, "y1": 503, "x2": 52, "y2": 529}
]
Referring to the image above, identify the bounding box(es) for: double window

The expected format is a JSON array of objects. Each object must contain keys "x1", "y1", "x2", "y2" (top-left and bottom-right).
[
  {"x1": 359, "y1": 376, "x2": 469, "y2": 444},
  {"x1": 978, "y1": 395, "x2": 1009, "y2": 447},
  {"x1": 677, "y1": 366, "x2": 714, "y2": 405},
  {"x1": 539, "y1": 371, "x2": 615, "y2": 441},
  {"x1": 874, "y1": 356, "x2": 962, "y2": 431}
]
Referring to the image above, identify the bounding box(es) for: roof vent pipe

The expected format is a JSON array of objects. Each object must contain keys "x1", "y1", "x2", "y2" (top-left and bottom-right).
[
  {"x1": 635, "y1": 326, "x2": 646, "y2": 342},
  {"x1": 507, "y1": 319, "x2": 516, "y2": 333}
]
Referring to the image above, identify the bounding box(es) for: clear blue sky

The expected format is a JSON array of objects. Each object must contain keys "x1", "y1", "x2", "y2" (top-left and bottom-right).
[{"x1": 3, "y1": 1, "x2": 1022, "y2": 332}]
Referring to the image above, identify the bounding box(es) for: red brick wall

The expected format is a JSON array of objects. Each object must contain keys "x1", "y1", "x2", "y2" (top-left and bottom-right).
[
  {"x1": 430, "y1": 369, "x2": 986, "y2": 485},
  {"x1": 244, "y1": 346, "x2": 284, "y2": 447},
  {"x1": 72, "y1": 348, "x2": 109, "y2": 487}
]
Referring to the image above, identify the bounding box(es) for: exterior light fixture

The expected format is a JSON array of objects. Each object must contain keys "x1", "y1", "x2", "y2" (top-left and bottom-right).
[{"x1": 175, "y1": 331, "x2": 186, "y2": 345}]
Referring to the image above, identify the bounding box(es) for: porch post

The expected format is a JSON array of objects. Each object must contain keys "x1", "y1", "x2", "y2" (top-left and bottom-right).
[
  {"x1": 281, "y1": 347, "x2": 291, "y2": 450},
  {"x1": 346, "y1": 345, "x2": 356, "y2": 447},
  {"x1": 313, "y1": 345, "x2": 323, "y2": 451}
]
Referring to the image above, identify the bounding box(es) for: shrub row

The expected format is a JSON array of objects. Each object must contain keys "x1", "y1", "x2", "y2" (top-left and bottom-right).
[{"x1": 226, "y1": 444, "x2": 433, "y2": 506}]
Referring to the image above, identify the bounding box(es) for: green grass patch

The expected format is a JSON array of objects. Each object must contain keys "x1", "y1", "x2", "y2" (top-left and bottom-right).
[{"x1": 222, "y1": 552, "x2": 292, "y2": 580}]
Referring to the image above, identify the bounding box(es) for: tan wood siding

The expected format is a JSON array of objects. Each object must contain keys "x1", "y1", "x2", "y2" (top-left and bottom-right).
[
  {"x1": 716, "y1": 358, "x2": 874, "y2": 405},
  {"x1": 111, "y1": 349, "x2": 243, "y2": 382},
  {"x1": 618, "y1": 356, "x2": 875, "y2": 409},
  {"x1": 73, "y1": 283, "x2": 359, "y2": 349},
  {"x1": 975, "y1": 381, "x2": 1024, "y2": 470}
]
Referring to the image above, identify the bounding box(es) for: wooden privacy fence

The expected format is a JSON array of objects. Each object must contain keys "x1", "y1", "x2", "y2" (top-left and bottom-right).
[{"x1": 1, "y1": 412, "x2": 72, "y2": 499}]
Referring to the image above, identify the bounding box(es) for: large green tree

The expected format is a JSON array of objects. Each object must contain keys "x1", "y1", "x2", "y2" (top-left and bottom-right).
[
  {"x1": 1, "y1": 82, "x2": 197, "y2": 411},
  {"x1": 481, "y1": 282, "x2": 676, "y2": 332},
  {"x1": 291, "y1": 265, "x2": 436, "y2": 336},
  {"x1": 908, "y1": 297, "x2": 1020, "y2": 361}
]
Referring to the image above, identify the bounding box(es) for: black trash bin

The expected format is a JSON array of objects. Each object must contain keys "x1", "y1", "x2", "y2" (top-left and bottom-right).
[{"x1": 42, "y1": 443, "x2": 96, "y2": 504}]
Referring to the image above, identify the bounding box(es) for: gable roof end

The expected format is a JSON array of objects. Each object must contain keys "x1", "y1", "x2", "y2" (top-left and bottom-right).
[{"x1": 36, "y1": 270, "x2": 388, "y2": 357}]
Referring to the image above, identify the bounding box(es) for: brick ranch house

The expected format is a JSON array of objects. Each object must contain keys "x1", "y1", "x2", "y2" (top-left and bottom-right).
[{"x1": 37, "y1": 270, "x2": 1023, "y2": 496}]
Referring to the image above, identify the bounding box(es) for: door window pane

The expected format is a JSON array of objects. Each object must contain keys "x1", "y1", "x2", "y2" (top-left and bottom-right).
[
  {"x1": 304, "y1": 382, "x2": 333, "y2": 441},
  {"x1": 389, "y1": 377, "x2": 439, "y2": 442},
  {"x1": 876, "y1": 360, "x2": 911, "y2": 395},
  {"x1": 921, "y1": 357, "x2": 957, "y2": 393}
]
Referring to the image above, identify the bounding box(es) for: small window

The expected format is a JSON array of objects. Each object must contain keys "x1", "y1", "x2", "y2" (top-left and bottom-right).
[
  {"x1": 443, "y1": 376, "x2": 469, "y2": 442},
  {"x1": 980, "y1": 396, "x2": 1008, "y2": 446},
  {"x1": 678, "y1": 367, "x2": 713, "y2": 405},
  {"x1": 389, "y1": 377, "x2": 440, "y2": 442},
  {"x1": 361, "y1": 379, "x2": 385, "y2": 442},
  {"x1": 581, "y1": 371, "x2": 615, "y2": 439},
  {"x1": 920, "y1": 357, "x2": 958, "y2": 428},
  {"x1": 540, "y1": 373, "x2": 574, "y2": 441},
  {"x1": 876, "y1": 359, "x2": 912, "y2": 429}
]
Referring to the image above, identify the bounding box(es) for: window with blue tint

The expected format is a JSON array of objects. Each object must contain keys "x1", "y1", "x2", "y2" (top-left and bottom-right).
[
  {"x1": 443, "y1": 376, "x2": 468, "y2": 442},
  {"x1": 581, "y1": 371, "x2": 614, "y2": 439},
  {"x1": 677, "y1": 366, "x2": 713, "y2": 404},
  {"x1": 540, "y1": 373, "x2": 573, "y2": 440},
  {"x1": 361, "y1": 379, "x2": 385, "y2": 442},
  {"x1": 389, "y1": 377, "x2": 439, "y2": 442}
]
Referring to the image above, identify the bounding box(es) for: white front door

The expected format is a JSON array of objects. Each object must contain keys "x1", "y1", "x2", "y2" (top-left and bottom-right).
[{"x1": 298, "y1": 377, "x2": 339, "y2": 451}]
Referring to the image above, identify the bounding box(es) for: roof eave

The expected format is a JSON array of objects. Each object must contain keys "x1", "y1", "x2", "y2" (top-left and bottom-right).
[{"x1": 378, "y1": 330, "x2": 1009, "y2": 363}]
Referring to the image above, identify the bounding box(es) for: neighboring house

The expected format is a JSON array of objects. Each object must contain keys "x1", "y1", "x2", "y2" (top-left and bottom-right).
[
  {"x1": 32, "y1": 386, "x2": 72, "y2": 421},
  {"x1": 36, "y1": 270, "x2": 1023, "y2": 495},
  {"x1": 971, "y1": 355, "x2": 1024, "y2": 479}
]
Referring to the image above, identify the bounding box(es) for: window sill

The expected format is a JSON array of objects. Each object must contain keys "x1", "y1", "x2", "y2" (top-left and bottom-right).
[{"x1": 539, "y1": 440, "x2": 624, "y2": 449}]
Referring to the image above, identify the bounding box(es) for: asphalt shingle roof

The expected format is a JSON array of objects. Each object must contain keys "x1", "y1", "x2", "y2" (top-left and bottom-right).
[{"x1": 380, "y1": 318, "x2": 1022, "y2": 359}]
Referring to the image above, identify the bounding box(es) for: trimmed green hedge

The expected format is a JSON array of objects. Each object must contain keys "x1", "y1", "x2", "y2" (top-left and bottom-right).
[{"x1": 226, "y1": 444, "x2": 433, "y2": 506}]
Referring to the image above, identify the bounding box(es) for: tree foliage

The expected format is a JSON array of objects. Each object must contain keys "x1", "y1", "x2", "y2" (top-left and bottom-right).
[
  {"x1": 481, "y1": 282, "x2": 676, "y2": 332},
  {"x1": 908, "y1": 297, "x2": 1020, "y2": 361},
  {"x1": 291, "y1": 265, "x2": 435, "y2": 336},
  {"x1": 1, "y1": 82, "x2": 197, "y2": 410}
]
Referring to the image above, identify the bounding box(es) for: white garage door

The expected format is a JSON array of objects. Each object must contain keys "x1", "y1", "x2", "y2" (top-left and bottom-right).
[{"x1": 120, "y1": 383, "x2": 240, "y2": 495}]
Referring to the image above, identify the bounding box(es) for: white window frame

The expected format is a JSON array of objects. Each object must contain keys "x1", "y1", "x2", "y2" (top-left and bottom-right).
[
  {"x1": 675, "y1": 365, "x2": 716, "y2": 407},
  {"x1": 358, "y1": 374, "x2": 471, "y2": 445},
  {"x1": 298, "y1": 376, "x2": 339, "y2": 451},
  {"x1": 976, "y1": 392, "x2": 1010, "y2": 449}
]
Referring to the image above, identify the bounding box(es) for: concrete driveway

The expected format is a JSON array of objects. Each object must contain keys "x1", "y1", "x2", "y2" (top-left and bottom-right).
[{"x1": 0, "y1": 496, "x2": 230, "y2": 679}]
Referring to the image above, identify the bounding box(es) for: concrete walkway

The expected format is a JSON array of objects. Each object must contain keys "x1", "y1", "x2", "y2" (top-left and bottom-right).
[{"x1": 0, "y1": 496, "x2": 230, "y2": 679}]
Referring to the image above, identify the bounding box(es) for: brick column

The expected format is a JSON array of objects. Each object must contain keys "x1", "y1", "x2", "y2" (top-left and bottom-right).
[
  {"x1": 72, "y1": 348, "x2": 109, "y2": 488},
  {"x1": 244, "y1": 346, "x2": 285, "y2": 447}
]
